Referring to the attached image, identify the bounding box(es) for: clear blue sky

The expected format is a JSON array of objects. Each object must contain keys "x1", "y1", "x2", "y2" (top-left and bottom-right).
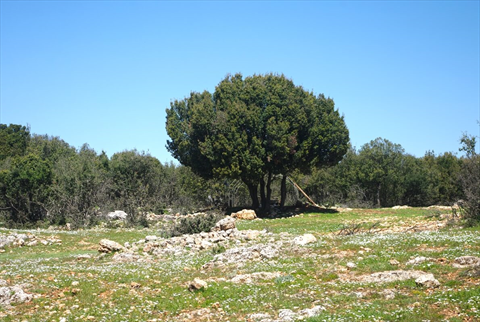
[{"x1": 1, "y1": 1, "x2": 479, "y2": 163}]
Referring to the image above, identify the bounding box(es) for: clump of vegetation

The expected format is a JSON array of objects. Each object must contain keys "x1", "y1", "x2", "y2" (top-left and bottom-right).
[
  {"x1": 211, "y1": 244, "x2": 226, "y2": 254},
  {"x1": 167, "y1": 212, "x2": 224, "y2": 237},
  {"x1": 337, "y1": 221, "x2": 380, "y2": 235},
  {"x1": 458, "y1": 133, "x2": 480, "y2": 225}
]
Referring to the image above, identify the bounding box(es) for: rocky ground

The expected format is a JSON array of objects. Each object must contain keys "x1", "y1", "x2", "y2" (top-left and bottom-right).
[{"x1": 0, "y1": 207, "x2": 479, "y2": 321}]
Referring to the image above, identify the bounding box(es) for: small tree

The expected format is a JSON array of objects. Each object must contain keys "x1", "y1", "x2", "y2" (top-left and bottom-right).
[
  {"x1": 356, "y1": 138, "x2": 405, "y2": 207},
  {"x1": 459, "y1": 133, "x2": 479, "y2": 224}
]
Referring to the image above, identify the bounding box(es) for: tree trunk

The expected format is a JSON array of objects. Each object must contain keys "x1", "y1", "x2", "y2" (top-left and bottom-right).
[
  {"x1": 265, "y1": 172, "x2": 273, "y2": 212},
  {"x1": 259, "y1": 177, "x2": 266, "y2": 209},
  {"x1": 280, "y1": 174, "x2": 287, "y2": 207},
  {"x1": 376, "y1": 182, "x2": 382, "y2": 208},
  {"x1": 246, "y1": 182, "x2": 260, "y2": 209}
]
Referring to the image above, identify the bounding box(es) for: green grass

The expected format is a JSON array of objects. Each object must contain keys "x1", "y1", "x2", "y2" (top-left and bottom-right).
[{"x1": 1, "y1": 208, "x2": 479, "y2": 321}]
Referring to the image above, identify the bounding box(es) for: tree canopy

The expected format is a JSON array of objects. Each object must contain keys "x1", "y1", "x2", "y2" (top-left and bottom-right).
[{"x1": 166, "y1": 73, "x2": 350, "y2": 212}]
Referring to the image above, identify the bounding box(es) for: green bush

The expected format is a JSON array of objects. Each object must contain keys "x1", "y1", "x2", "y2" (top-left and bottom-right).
[{"x1": 168, "y1": 213, "x2": 224, "y2": 237}]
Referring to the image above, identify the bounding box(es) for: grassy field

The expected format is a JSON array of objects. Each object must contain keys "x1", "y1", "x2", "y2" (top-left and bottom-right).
[{"x1": 0, "y1": 207, "x2": 479, "y2": 321}]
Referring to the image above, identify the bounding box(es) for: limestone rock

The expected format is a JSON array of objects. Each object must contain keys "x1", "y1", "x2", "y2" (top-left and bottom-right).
[
  {"x1": 76, "y1": 254, "x2": 92, "y2": 260},
  {"x1": 293, "y1": 233, "x2": 317, "y2": 246},
  {"x1": 346, "y1": 262, "x2": 357, "y2": 269},
  {"x1": 406, "y1": 256, "x2": 429, "y2": 266},
  {"x1": 0, "y1": 284, "x2": 33, "y2": 306},
  {"x1": 106, "y1": 210, "x2": 128, "y2": 221},
  {"x1": 202, "y1": 243, "x2": 280, "y2": 269},
  {"x1": 453, "y1": 256, "x2": 480, "y2": 268},
  {"x1": 353, "y1": 270, "x2": 429, "y2": 283},
  {"x1": 212, "y1": 216, "x2": 236, "y2": 231},
  {"x1": 247, "y1": 313, "x2": 272, "y2": 321},
  {"x1": 245, "y1": 230, "x2": 261, "y2": 240},
  {"x1": 112, "y1": 252, "x2": 140, "y2": 263},
  {"x1": 231, "y1": 209, "x2": 257, "y2": 220},
  {"x1": 278, "y1": 309, "x2": 296, "y2": 321},
  {"x1": 389, "y1": 259, "x2": 400, "y2": 266},
  {"x1": 415, "y1": 274, "x2": 440, "y2": 288},
  {"x1": 247, "y1": 305, "x2": 324, "y2": 322},
  {"x1": 188, "y1": 278, "x2": 207, "y2": 291},
  {"x1": 230, "y1": 272, "x2": 282, "y2": 284},
  {"x1": 298, "y1": 306, "x2": 326, "y2": 318},
  {"x1": 392, "y1": 205, "x2": 411, "y2": 209},
  {"x1": 145, "y1": 235, "x2": 158, "y2": 242},
  {"x1": 98, "y1": 239, "x2": 124, "y2": 253}
]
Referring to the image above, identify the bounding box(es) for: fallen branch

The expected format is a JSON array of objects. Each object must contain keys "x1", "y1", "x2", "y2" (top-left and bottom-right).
[{"x1": 287, "y1": 177, "x2": 321, "y2": 208}]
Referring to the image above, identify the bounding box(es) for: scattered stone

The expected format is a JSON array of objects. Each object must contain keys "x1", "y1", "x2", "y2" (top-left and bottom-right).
[
  {"x1": 71, "y1": 281, "x2": 80, "y2": 287},
  {"x1": 293, "y1": 233, "x2": 317, "y2": 246},
  {"x1": 176, "y1": 306, "x2": 225, "y2": 321},
  {"x1": 145, "y1": 235, "x2": 158, "y2": 242},
  {"x1": 278, "y1": 309, "x2": 297, "y2": 321},
  {"x1": 381, "y1": 289, "x2": 396, "y2": 299},
  {"x1": 200, "y1": 240, "x2": 213, "y2": 250},
  {"x1": 245, "y1": 230, "x2": 261, "y2": 240},
  {"x1": 248, "y1": 312, "x2": 272, "y2": 321},
  {"x1": 188, "y1": 278, "x2": 207, "y2": 291},
  {"x1": 415, "y1": 274, "x2": 440, "y2": 288},
  {"x1": 389, "y1": 259, "x2": 400, "y2": 266},
  {"x1": 230, "y1": 272, "x2": 282, "y2": 284},
  {"x1": 202, "y1": 242, "x2": 281, "y2": 269},
  {"x1": 248, "y1": 305, "x2": 325, "y2": 322},
  {"x1": 348, "y1": 270, "x2": 434, "y2": 284},
  {"x1": 406, "y1": 256, "x2": 429, "y2": 266},
  {"x1": 0, "y1": 283, "x2": 33, "y2": 306},
  {"x1": 112, "y1": 252, "x2": 141, "y2": 263},
  {"x1": 146, "y1": 212, "x2": 162, "y2": 221},
  {"x1": 106, "y1": 210, "x2": 128, "y2": 221},
  {"x1": 453, "y1": 256, "x2": 480, "y2": 268},
  {"x1": 0, "y1": 232, "x2": 61, "y2": 249},
  {"x1": 26, "y1": 240, "x2": 38, "y2": 247},
  {"x1": 346, "y1": 262, "x2": 357, "y2": 269},
  {"x1": 98, "y1": 239, "x2": 124, "y2": 253},
  {"x1": 76, "y1": 254, "x2": 92, "y2": 260},
  {"x1": 298, "y1": 306, "x2": 326, "y2": 318},
  {"x1": 212, "y1": 216, "x2": 236, "y2": 231},
  {"x1": 231, "y1": 209, "x2": 257, "y2": 220},
  {"x1": 392, "y1": 205, "x2": 411, "y2": 209},
  {"x1": 461, "y1": 265, "x2": 480, "y2": 278}
]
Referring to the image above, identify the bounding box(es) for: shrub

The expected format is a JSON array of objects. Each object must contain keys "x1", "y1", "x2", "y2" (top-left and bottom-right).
[
  {"x1": 459, "y1": 154, "x2": 480, "y2": 225},
  {"x1": 168, "y1": 212, "x2": 224, "y2": 237}
]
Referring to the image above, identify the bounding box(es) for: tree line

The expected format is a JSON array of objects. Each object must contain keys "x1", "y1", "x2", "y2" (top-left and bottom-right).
[
  {"x1": 0, "y1": 124, "x2": 230, "y2": 228},
  {"x1": 1, "y1": 124, "x2": 477, "y2": 228},
  {"x1": 294, "y1": 137, "x2": 472, "y2": 209}
]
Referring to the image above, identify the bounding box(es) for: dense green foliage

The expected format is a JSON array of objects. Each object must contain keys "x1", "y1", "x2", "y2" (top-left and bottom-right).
[
  {"x1": 0, "y1": 120, "x2": 477, "y2": 227},
  {"x1": 0, "y1": 124, "x2": 30, "y2": 160},
  {"x1": 295, "y1": 138, "x2": 467, "y2": 208},
  {"x1": 0, "y1": 124, "x2": 231, "y2": 227},
  {"x1": 458, "y1": 134, "x2": 480, "y2": 224},
  {"x1": 166, "y1": 73, "x2": 350, "y2": 212}
]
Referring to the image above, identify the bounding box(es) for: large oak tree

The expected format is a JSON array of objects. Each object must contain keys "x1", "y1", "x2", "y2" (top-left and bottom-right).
[{"x1": 166, "y1": 73, "x2": 349, "y2": 212}]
